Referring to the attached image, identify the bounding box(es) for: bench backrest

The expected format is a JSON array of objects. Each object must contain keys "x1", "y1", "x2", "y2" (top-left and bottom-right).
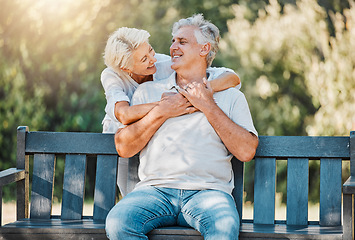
[
  {"x1": 241, "y1": 135, "x2": 351, "y2": 226},
  {"x1": 17, "y1": 126, "x2": 353, "y2": 226},
  {"x1": 17, "y1": 126, "x2": 118, "y2": 221}
]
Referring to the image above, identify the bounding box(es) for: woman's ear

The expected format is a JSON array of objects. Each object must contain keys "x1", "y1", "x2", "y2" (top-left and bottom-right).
[
  {"x1": 200, "y1": 43, "x2": 211, "y2": 57},
  {"x1": 120, "y1": 67, "x2": 133, "y2": 77},
  {"x1": 121, "y1": 67, "x2": 130, "y2": 73}
]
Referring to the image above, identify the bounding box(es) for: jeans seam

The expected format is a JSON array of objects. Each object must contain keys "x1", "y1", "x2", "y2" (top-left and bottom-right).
[
  {"x1": 141, "y1": 213, "x2": 176, "y2": 233},
  {"x1": 180, "y1": 210, "x2": 207, "y2": 234}
]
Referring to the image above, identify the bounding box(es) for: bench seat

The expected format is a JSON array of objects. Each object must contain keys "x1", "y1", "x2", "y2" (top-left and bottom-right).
[{"x1": 1, "y1": 220, "x2": 343, "y2": 240}]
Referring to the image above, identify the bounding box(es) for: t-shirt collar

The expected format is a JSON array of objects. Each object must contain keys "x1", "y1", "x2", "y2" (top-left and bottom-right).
[{"x1": 164, "y1": 71, "x2": 211, "y2": 92}]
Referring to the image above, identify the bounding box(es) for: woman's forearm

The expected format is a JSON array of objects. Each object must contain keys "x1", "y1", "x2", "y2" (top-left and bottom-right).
[
  {"x1": 115, "y1": 92, "x2": 195, "y2": 158},
  {"x1": 114, "y1": 101, "x2": 158, "y2": 125},
  {"x1": 209, "y1": 72, "x2": 240, "y2": 92},
  {"x1": 115, "y1": 104, "x2": 169, "y2": 158}
]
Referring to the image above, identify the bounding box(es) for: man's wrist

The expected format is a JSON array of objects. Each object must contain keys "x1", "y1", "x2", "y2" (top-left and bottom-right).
[{"x1": 201, "y1": 100, "x2": 221, "y2": 119}]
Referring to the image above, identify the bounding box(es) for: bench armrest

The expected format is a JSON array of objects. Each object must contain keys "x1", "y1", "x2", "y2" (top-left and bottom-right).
[
  {"x1": 0, "y1": 168, "x2": 26, "y2": 187},
  {"x1": 343, "y1": 176, "x2": 355, "y2": 194}
]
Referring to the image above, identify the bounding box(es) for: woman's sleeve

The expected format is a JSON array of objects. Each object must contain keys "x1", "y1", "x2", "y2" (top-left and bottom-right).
[
  {"x1": 207, "y1": 67, "x2": 241, "y2": 89},
  {"x1": 101, "y1": 68, "x2": 130, "y2": 123},
  {"x1": 153, "y1": 53, "x2": 174, "y2": 81}
]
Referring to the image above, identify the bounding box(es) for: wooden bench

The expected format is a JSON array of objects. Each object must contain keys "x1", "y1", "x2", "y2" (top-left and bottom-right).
[{"x1": 0, "y1": 126, "x2": 354, "y2": 239}]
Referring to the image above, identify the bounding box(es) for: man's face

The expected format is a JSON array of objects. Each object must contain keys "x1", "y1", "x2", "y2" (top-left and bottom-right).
[{"x1": 170, "y1": 26, "x2": 203, "y2": 71}]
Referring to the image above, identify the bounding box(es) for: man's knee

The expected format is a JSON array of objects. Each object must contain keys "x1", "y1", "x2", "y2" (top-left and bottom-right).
[{"x1": 105, "y1": 205, "x2": 127, "y2": 239}]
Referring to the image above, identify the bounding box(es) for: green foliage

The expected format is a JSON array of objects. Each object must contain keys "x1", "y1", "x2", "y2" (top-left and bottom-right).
[
  {"x1": 223, "y1": 0, "x2": 353, "y2": 203},
  {"x1": 223, "y1": 0, "x2": 355, "y2": 136},
  {"x1": 0, "y1": 57, "x2": 47, "y2": 199}
]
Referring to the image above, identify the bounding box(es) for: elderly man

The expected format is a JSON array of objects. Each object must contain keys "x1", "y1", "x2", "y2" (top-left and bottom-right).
[{"x1": 105, "y1": 14, "x2": 258, "y2": 240}]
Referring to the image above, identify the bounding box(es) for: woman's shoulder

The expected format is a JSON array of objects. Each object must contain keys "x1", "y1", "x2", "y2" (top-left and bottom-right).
[
  {"x1": 100, "y1": 67, "x2": 133, "y2": 89},
  {"x1": 101, "y1": 67, "x2": 117, "y2": 76}
]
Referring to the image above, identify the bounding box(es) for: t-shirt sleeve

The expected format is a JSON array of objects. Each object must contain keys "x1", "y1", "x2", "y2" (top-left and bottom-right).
[
  {"x1": 229, "y1": 91, "x2": 258, "y2": 136},
  {"x1": 101, "y1": 68, "x2": 130, "y2": 123}
]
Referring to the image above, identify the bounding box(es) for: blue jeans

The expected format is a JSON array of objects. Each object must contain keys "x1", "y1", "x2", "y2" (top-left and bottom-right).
[{"x1": 105, "y1": 186, "x2": 240, "y2": 240}]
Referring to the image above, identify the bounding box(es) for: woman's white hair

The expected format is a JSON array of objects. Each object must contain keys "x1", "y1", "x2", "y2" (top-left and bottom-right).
[
  {"x1": 172, "y1": 14, "x2": 220, "y2": 67},
  {"x1": 103, "y1": 27, "x2": 150, "y2": 72}
]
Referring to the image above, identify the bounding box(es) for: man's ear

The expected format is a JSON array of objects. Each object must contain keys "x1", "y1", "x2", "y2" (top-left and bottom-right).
[{"x1": 200, "y1": 43, "x2": 211, "y2": 57}]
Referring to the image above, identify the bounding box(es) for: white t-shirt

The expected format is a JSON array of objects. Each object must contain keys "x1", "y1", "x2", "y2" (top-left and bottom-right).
[
  {"x1": 131, "y1": 72, "x2": 257, "y2": 195},
  {"x1": 101, "y1": 53, "x2": 240, "y2": 133}
]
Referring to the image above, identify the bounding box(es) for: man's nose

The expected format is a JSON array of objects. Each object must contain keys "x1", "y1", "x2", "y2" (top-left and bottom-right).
[{"x1": 170, "y1": 41, "x2": 178, "y2": 50}]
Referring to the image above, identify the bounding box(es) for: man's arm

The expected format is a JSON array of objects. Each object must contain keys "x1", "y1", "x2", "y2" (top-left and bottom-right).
[
  {"x1": 115, "y1": 93, "x2": 195, "y2": 158},
  {"x1": 179, "y1": 80, "x2": 258, "y2": 162}
]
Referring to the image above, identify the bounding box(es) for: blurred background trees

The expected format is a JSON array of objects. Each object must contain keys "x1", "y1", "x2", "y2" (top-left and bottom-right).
[{"x1": 1, "y1": 0, "x2": 354, "y2": 205}]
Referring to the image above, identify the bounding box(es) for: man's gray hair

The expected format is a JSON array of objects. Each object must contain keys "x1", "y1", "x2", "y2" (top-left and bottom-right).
[
  {"x1": 172, "y1": 14, "x2": 220, "y2": 67},
  {"x1": 104, "y1": 27, "x2": 150, "y2": 72}
]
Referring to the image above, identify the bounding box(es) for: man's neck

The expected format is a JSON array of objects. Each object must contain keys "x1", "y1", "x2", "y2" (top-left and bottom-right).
[{"x1": 176, "y1": 67, "x2": 207, "y2": 88}]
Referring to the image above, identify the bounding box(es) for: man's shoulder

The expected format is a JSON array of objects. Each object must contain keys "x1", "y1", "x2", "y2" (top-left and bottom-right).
[
  {"x1": 135, "y1": 81, "x2": 156, "y2": 93},
  {"x1": 214, "y1": 87, "x2": 245, "y2": 105},
  {"x1": 134, "y1": 78, "x2": 166, "y2": 96},
  {"x1": 216, "y1": 87, "x2": 243, "y2": 97}
]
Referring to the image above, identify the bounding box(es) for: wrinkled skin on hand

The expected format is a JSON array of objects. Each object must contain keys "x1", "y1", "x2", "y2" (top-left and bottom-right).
[
  {"x1": 179, "y1": 78, "x2": 216, "y2": 112},
  {"x1": 160, "y1": 91, "x2": 198, "y2": 118}
]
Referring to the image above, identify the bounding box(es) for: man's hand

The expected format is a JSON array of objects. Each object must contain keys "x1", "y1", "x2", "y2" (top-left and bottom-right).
[
  {"x1": 160, "y1": 92, "x2": 197, "y2": 118},
  {"x1": 178, "y1": 78, "x2": 216, "y2": 112}
]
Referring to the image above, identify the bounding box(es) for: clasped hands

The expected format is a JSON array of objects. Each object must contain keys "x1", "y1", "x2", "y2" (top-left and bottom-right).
[{"x1": 160, "y1": 78, "x2": 216, "y2": 118}]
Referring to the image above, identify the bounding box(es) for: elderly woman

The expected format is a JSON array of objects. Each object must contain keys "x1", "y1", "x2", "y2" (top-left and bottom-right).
[{"x1": 101, "y1": 27, "x2": 241, "y2": 196}]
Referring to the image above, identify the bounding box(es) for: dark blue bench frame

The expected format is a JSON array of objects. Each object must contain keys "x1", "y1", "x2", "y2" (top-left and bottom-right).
[{"x1": 0, "y1": 126, "x2": 354, "y2": 239}]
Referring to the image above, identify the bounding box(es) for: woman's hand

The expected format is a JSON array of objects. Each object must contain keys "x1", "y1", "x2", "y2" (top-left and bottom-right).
[{"x1": 159, "y1": 92, "x2": 197, "y2": 118}]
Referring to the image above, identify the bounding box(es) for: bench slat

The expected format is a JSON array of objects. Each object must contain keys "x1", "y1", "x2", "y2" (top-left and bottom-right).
[
  {"x1": 351, "y1": 131, "x2": 355, "y2": 176},
  {"x1": 256, "y1": 136, "x2": 349, "y2": 159},
  {"x1": 287, "y1": 158, "x2": 308, "y2": 225},
  {"x1": 30, "y1": 154, "x2": 55, "y2": 219},
  {"x1": 25, "y1": 132, "x2": 116, "y2": 155},
  {"x1": 61, "y1": 154, "x2": 87, "y2": 220},
  {"x1": 127, "y1": 155, "x2": 140, "y2": 194},
  {"x1": 319, "y1": 158, "x2": 342, "y2": 226},
  {"x1": 16, "y1": 126, "x2": 30, "y2": 220},
  {"x1": 25, "y1": 133, "x2": 350, "y2": 159},
  {"x1": 93, "y1": 155, "x2": 118, "y2": 221},
  {"x1": 254, "y1": 157, "x2": 276, "y2": 224},
  {"x1": 231, "y1": 157, "x2": 244, "y2": 223}
]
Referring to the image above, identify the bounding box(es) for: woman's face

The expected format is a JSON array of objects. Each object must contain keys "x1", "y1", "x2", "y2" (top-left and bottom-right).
[{"x1": 130, "y1": 42, "x2": 157, "y2": 76}]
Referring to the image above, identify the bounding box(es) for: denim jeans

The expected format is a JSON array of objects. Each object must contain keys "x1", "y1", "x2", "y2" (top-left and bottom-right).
[{"x1": 105, "y1": 186, "x2": 240, "y2": 240}]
